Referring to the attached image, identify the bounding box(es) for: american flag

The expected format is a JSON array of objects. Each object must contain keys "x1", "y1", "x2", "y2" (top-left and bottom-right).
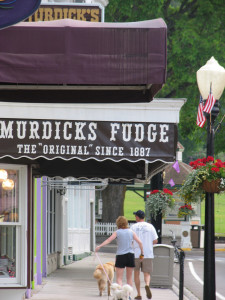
[
  {"x1": 203, "y1": 90, "x2": 216, "y2": 114},
  {"x1": 196, "y1": 95, "x2": 206, "y2": 128}
]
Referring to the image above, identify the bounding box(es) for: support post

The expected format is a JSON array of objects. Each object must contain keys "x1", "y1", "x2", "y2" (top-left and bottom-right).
[
  {"x1": 150, "y1": 172, "x2": 163, "y2": 243},
  {"x1": 179, "y1": 249, "x2": 185, "y2": 300},
  {"x1": 203, "y1": 101, "x2": 219, "y2": 300}
]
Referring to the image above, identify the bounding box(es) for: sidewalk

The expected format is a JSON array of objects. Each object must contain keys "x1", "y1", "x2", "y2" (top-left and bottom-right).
[
  {"x1": 30, "y1": 251, "x2": 179, "y2": 300},
  {"x1": 215, "y1": 242, "x2": 225, "y2": 251}
]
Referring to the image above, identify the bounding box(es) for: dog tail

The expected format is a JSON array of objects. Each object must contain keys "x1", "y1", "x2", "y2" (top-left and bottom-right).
[{"x1": 93, "y1": 269, "x2": 102, "y2": 280}]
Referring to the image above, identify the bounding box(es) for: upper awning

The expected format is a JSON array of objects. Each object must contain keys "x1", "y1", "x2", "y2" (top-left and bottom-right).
[
  {"x1": 0, "y1": 100, "x2": 185, "y2": 180},
  {"x1": 0, "y1": 18, "x2": 167, "y2": 102}
]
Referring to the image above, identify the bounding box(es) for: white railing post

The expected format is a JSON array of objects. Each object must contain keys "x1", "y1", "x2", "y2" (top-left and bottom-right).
[{"x1": 95, "y1": 222, "x2": 133, "y2": 236}]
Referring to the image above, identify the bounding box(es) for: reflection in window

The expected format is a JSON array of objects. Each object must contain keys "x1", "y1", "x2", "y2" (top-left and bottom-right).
[
  {"x1": 0, "y1": 169, "x2": 18, "y2": 279},
  {"x1": 0, "y1": 170, "x2": 19, "y2": 223},
  {"x1": 0, "y1": 226, "x2": 16, "y2": 278}
]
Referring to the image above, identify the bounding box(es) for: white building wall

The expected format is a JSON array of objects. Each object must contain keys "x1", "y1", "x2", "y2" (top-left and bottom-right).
[
  {"x1": 67, "y1": 184, "x2": 95, "y2": 254},
  {"x1": 68, "y1": 228, "x2": 90, "y2": 253}
]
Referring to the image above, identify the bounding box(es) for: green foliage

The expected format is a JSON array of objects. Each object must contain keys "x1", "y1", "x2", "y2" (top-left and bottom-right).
[
  {"x1": 179, "y1": 167, "x2": 207, "y2": 203},
  {"x1": 105, "y1": 0, "x2": 164, "y2": 22},
  {"x1": 105, "y1": 0, "x2": 225, "y2": 159},
  {"x1": 179, "y1": 156, "x2": 225, "y2": 203},
  {"x1": 146, "y1": 189, "x2": 175, "y2": 220}
]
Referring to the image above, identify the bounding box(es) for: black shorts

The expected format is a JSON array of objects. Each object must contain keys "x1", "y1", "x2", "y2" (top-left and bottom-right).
[{"x1": 115, "y1": 253, "x2": 135, "y2": 268}]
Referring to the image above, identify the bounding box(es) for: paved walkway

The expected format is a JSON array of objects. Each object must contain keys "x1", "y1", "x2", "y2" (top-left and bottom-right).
[
  {"x1": 30, "y1": 252, "x2": 180, "y2": 300},
  {"x1": 30, "y1": 244, "x2": 225, "y2": 300}
]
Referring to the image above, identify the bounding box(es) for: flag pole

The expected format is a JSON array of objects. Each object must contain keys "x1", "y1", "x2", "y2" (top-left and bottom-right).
[{"x1": 210, "y1": 113, "x2": 212, "y2": 133}]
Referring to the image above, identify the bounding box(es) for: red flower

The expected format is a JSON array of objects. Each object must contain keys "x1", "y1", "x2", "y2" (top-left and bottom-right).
[
  {"x1": 179, "y1": 204, "x2": 192, "y2": 210},
  {"x1": 202, "y1": 157, "x2": 207, "y2": 164},
  {"x1": 214, "y1": 161, "x2": 223, "y2": 168},
  {"x1": 190, "y1": 159, "x2": 207, "y2": 169},
  {"x1": 189, "y1": 161, "x2": 195, "y2": 167},
  {"x1": 206, "y1": 156, "x2": 214, "y2": 162},
  {"x1": 197, "y1": 162, "x2": 206, "y2": 167},
  {"x1": 186, "y1": 205, "x2": 192, "y2": 210},
  {"x1": 211, "y1": 167, "x2": 220, "y2": 172},
  {"x1": 150, "y1": 190, "x2": 159, "y2": 194},
  {"x1": 163, "y1": 188, "x2": 173, "y2": 195}
]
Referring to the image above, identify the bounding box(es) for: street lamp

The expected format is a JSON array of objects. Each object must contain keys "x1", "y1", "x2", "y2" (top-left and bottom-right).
[{"x1": 196, "y1": 57, "x2": 225, "y2": 300}]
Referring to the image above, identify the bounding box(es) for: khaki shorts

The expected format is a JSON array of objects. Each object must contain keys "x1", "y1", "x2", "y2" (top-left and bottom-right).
[{"x1": 134, "y1": 258, "x2": 153, "y2": 274}]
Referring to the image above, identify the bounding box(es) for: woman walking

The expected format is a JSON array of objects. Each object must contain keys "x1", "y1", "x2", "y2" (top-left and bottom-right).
[{"x1": 95, "y1": 216, "x2": 144, "y2": 287}]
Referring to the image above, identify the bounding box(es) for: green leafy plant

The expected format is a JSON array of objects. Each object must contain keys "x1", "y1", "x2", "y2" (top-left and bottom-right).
[
  {"x1": 178, "y1": 204, "x2": 195, "y2": 218},
  {"x1": 146, "y1": 188, "x2": 175, "y2": 220},
  {"x1": 179, "y1": 156, "x2": 225, "y2": 203}
]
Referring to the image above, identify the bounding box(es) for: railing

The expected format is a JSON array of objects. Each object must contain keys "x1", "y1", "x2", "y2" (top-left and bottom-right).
[
  {"x1": 95, "y1": 222, "x2": 118, "y2": 235},
  {"x1": 95, "y1": 222, "x2": 182, "y2": 237}
]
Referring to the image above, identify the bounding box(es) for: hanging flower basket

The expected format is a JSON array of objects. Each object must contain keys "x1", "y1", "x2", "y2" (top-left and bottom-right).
[
  {"x1": 202, "y1": 178, "x2": 224, "y2": 193},
  {"x1": 146, "y1": 189, "x2": 175, "y2": 220},
  {"x1": 179, "y1": 156, "x2": 225, "y2": 203},
  {"x1": 178, "y1": 204, "x2": 195, "y2": 218}
]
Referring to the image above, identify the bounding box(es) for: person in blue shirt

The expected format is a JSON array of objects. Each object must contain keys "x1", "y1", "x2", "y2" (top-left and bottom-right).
[{"x1": 95, "y1": 216, "x2": 143, "y2": 287}]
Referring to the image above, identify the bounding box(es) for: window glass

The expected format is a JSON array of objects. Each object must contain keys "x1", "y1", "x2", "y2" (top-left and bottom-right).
[
  {"x1": 0, "y1": 226, "x2": 16, "y2": 278},
  {"x1": 0, "y1": 165, "x2": 26, "y2": 286},
  {"x1": 0, "y1": 170, "x2": 19, "y2": 223}
]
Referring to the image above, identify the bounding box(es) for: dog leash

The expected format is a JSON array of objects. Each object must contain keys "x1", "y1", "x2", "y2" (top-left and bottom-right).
[{"x1": 95, "y1": 252, "x2": 113, "y2": 285}]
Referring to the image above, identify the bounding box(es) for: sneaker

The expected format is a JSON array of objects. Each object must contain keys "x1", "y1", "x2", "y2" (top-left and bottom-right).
[{"x1": 145, "y1": 285, "x2": 152, "y2": 299}]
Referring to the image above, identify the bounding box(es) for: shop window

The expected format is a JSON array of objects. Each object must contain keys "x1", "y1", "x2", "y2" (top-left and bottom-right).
[
  {"x1": 0, "y1": 165, "x2": 27, "y2": 286},
  {"x1": 0, "y1": 226, "x2": 16, "y2": 278}
]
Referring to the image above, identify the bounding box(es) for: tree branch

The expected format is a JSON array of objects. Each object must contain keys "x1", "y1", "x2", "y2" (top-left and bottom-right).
[
  {"x1": 179, "y1": 0, "x2": 189, "y2": 13},
  {"x1": 163, "y1": 0, "x2": 172, "y2": 18},
  {"x1": 188, "y1": 5, "x2": 198, "y2": 18},
  {"x1": 164, "y1": 89, "x2": 177, "y2": 98},
  {"x1": 179, "y1": 0, "x2": 198, "y2": 15}
]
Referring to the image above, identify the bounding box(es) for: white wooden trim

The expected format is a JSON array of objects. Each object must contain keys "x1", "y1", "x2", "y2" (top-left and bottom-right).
[
  {"x1": 0, "y1": 164, "x2": 27, "y2": 286},
  {"x1": 0, "y1": 99, "x2": 186, "y2": 123}
]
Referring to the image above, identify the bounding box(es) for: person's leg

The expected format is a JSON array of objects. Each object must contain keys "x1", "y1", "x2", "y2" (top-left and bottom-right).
[
  {"x1": 134, "y1": 269, "x2": 141, "y2": 297},
  {"x1": 143, "y1": 272, "x2": 150, "y2": 286},
  {"x1": 142, "y1": 259, "x2": 152, "y2": 299},
  {"x1": 116, "y1": 267, "x2": 124, "y2": 286},
  {"x1": 126, "y1": 267, "x2": 134, "y2": 286},
  {"x1": 143, "y1": 272, "x2": 152, "y2": 299}
]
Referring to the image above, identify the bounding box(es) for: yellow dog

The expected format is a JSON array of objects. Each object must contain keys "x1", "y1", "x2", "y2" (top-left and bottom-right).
[{"x1": 93, "y1": 261, "x2": 115, "y2": 296}]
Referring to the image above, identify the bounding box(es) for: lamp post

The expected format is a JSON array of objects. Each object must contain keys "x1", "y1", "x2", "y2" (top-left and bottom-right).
[{"x1": 196, "y1": 57, "x2": 225, "y2": 300}]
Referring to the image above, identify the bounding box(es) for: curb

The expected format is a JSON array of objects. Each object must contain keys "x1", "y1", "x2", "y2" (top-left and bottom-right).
[{"x1": 173, "y1": 277, "x2": 200, "y2": 300}]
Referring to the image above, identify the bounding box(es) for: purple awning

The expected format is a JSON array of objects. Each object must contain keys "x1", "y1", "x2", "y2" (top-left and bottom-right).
[
  {"x1": 0, "y1": 0, "x2": 41, "y2": 29},
  {"x1": 0, "y1": 18, "x2": 167, "y2": 101}
]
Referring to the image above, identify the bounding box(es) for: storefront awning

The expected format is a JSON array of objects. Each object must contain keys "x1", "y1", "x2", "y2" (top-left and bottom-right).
[
  {"x1": 0, "y1": 18, "x2": 167, "y2": 102},
  {"x1": 0, "y1": 100, "x2": 185, "y2": 180}
]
